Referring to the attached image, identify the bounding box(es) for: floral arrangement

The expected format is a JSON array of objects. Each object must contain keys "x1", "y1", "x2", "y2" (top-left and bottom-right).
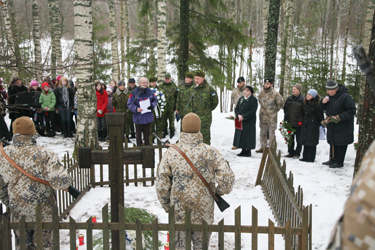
[
  {"x1": 279, "y1": 120, "x2": 296, "y2": 147},
  {"x1": 151, "y1": 88, "x2": 166, "y2": 118},
  {"x1": 354, "y1": 142, "x2": 358, "y2": 151},
  {"x1": 226, "y1": 115, "x2": 235, "y2": 120},
  {"x1": 126, "y1": 230, "x2": 145, "y2": 250}
]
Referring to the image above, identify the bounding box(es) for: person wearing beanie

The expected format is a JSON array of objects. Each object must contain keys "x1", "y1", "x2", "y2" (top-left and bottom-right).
[
  {"x1": 149, "y1": 77, "x2": 166, "y2": 141},
  {"x1": 0, "y1": 116, "x2": 72, "y2": 250},
  {"x1": 112, "y1": 80, "x2": 131, "y2": 139},
  {"x1": 298, "y1": 89, "x2": 324, "y2": 162},
  {"x1": 188, "y1": 70, "x2": 218, "y2": 145},
  {"x1": 256, "y1": 78, "x2": 283, "y2": 153},
  {"x1": 283, "y1": 84, "x2": 305, "y2": 158},
  {"x1": 233, "y1": 86, "x2": 258, "y2": 157},
  {"x1": 159, "y1": 73, "x2": 178, "y2": 139},
  {"x1": 28, "y1": 80, "x2": 45, "y2": 136},
  {"x1": 106, "y1": 86, "x2": 115, "y2": 114},
  {"x1": 8, "y1": 77, "x2": 29, "y2": 137},
  {"x1": 175, "y1": 72, "x2": 194, "y2": 128},
  {"x1": 319, "y1": 80, "x2": 356, "y2": 168},
  {"x1": 156, "y1": 112, "x2": 235, "y2": 249},
  {"x1": 39, "y1": 82, "x2": 57, "y2": 137}
]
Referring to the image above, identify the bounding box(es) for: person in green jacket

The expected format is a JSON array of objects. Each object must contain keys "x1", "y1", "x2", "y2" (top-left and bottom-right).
[
  {"x1": 112, "y1": 80, "x2": 130, "y2": 139},
  {"x1": 191, "y1": 70, "x2": 219, "y2": 145},
  {"x1": 159, "y1": 73, "x2": 178, "y2": 139},
  {"x1": 176, "y1": 72, "x2": 194, "y2": 129},
  {"x1": 39, "y1": 82, "x2": 57, "y2": 137}
]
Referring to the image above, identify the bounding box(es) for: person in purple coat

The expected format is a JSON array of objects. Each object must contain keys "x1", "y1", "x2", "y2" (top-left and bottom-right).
[{"x1": 127, "y1": 77, "x2": 158, "y2": 146}]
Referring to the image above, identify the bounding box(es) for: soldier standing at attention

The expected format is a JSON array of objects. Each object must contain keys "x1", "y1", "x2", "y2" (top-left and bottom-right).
[
  {"x1": 127, "y1": 78, "x2": 137, "y2": 139},
  {"x1": 112, "y1": 80, "x2": 130, "y2": 139},
  {"x1": 160, "y1": 73, "x2": 178, "y2": 139},
  {"x1": 149, "y1": 76, "x2": 166, "y2": 142},
  {"x1": 256, "y1": 79, "x2": 283, "y2": 153},
  {"x1": 191, "y1": 70, "x2": 219, "y2": 145},
  {"x1": 0, "y1": 116, "x2": 72, "y2": 250},
  {"x1": 156, "y1": 113, "x2": 235, "y2": 250},
  {"x1": 175, "y1": 72, "x2": 194, "y2": 124},
  {"x1": 231, "y1": 76, "x2": 246, "y2": 150}
]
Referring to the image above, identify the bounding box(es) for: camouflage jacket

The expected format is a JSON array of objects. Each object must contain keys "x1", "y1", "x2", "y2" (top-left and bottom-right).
[
  {"x1": 176, "y1": 82, "x2": 194, "y2": 118},
  {"x1": 258, "y1": 88, "x2": 283, "y2": 124},
  {"x1": 191, "y1": 80, "x2": 219, "y2": 124},
  {"x1": 159, "y1": 81, "x2": 178, "y2": 111},
  {"x1": 231, "y1": 85, "x2": 246, "y2": 108},
  {"x1": 0, "y1": 135, "x2": 72, "y2": 222},
  {"x1": 327, "y1": 140, "x2": 375, "y2": 250},
  {"x1": 112, "y1": 88, "x2": 129, "y2": 113},
  {"x1": 156, "y1": 132, "x2": 235, "y2": 224}
]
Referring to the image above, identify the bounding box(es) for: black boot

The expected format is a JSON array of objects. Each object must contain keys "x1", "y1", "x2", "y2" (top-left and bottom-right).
[
  {"x1": 237, "y1": 149, "x2": 245, "y2": 156},
  {"x1": 67, "y1": 122, "x2": 74, "y2": 138},
  {"x1": 98, "y1": 130, "x2": 102, "y2": 141},
  {"x1": 162, "y1": 129, "x2": 168, "y2": 138},
  {"x1": 170, "y1": 129, "x2": 175, "y2": 139},
  {"x1": 62, "y1": 123, "x2": 68, "y2": 138},
  {"x1": 243, "y1": 149, "x2": 251, "y2": 157},
  {"x1": 130, "y1": 133, "x2": 136, "y2": 139}
]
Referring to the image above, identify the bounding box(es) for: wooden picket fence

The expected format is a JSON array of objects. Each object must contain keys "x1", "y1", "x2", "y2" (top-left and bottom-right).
[
  {"x1": 255, "y1": 141, "x2": 312, "y2": 250},
  {"x1": 0, "y1": 203, "x2": 310, "y2": 250}
]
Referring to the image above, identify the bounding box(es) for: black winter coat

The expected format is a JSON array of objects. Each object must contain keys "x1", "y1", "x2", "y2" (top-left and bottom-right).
[
  {"x1": 233, "y1": 95, "x2": 258, "y2": 149},
  {"x1": 283, "y1": 93, "x2": 305, "y2": 127},
  {"x1": 319, "y1": 85, "x2": 356, "y2": 146},
  {"x1": 7, "y1": 83, "x2": 29, "y2": 119},
  {"x1": 298, "y1": 95, "x2": 324, "y2": 146},
  {"x1": 54, "y1": 86, "x2": 74, "y2": 109}
]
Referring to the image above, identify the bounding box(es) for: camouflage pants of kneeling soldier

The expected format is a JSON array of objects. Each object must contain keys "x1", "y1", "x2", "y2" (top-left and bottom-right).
[
  {"x1": 259, "y1": 121, "x2": 277, "y2": 149},
  {"x1": 200, "y1": 122, "x2": 212, "y2": 145},
  {"x1": 14, "y1": 229, "x2": 53, "y2": 250},
  {"x1": 175, "y1": 231, "x2": 212, "y2": 250},
  {"x1": 125, "y1": 113, "x2": 135, "y2": 136},
  {"x1": 151, "y1": 117, "x2": 163, "y2": 142},
  {"x1": 162, "y1": 109, "x2": 175, "y2": 131}
]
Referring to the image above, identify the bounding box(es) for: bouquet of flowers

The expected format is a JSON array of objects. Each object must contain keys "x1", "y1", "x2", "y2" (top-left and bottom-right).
[
  {"x1": 279, "y1": 120, "x2": 296, "y2": 147},
  {"x1": 151, "y1": 88, "x2": 166, "y2": 118},
  {"x1": 225, "y1": 115, "x2": 235, "y2": 120}
]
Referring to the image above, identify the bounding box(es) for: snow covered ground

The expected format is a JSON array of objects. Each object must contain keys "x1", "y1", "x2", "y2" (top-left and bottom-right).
[{"x1": 4, "y1": 105, "x2": 356, "y2": 249}]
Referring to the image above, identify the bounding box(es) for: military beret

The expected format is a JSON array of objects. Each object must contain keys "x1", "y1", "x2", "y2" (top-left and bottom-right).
[
  {"x1": 264, "y1": 78, "x2": 274, "y2": 84},
  {"x1": 182, "y1": 113, "x2": 201, "y2": 133},
  {"x1": 237, "y1": 76, "x2": 245, "y2": 83},
  {"x1": 165, "y1": 73, "x2": 171, "y2": 78},
  {"x1": 149, "y1": 77, "x2": 157, "y2": 82},
  {"x1": 13, "y1": 116, "x2": 36, "y2": 135},
  {"x1": 185, "y1": 72, "x2": 194, "y2": 79},
  {"x1": 194, "y1": 70, "x2": 205, "y2": 78}
]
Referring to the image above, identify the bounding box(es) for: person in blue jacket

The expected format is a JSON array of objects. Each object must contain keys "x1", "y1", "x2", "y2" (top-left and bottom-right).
[{"x1": 127, "y1": 77, "x2": 158, "y2": 146}]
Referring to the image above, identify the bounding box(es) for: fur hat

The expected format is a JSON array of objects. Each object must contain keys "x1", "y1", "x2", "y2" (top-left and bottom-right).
[
  {"x1": 182, "y1": 113, "x2": 201, "y2": 133},
  {"x1": 326, "y1": 80, "x2": 338, "y2": 90},
  {"x1": 30, "y1": 80, "x2": 38, "y2": 87},
  {"x1": 307, "y1": 89, "x2": 318, "y2": 98},
  {"x1": 294, "y1": 84, "x2": 302, "y2": 93},
  {"x1": 13, "y1": 116, "x2": 36, "y2": 135}
]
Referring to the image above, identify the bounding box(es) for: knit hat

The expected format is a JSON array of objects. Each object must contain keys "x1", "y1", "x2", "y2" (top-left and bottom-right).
[
  {"x1": 128, "y1": 78, "x2": 136, "y2": 83},
  {"x1": 13, "y1": 116, "x2": 36, "y2": 135},
  {"x1": 264, "y1": 78, "x2": 274, "y2": 84},
  {"x1": 149, "y1": 77, "x2": 157, "y2": 82},
  {"x1": 56, "y1": 75, "x2": 62, "y2": 81},
  {"x1": 307, "y1": 89, "x2": 318, "y2": 98},
  {"x1": 237, "y1": 76, "x2": 245, "y2": 83},
  {"x1": 245, "y1": 86, "x2": 254, "y2": 94},
  {"x1": 294, "y1": 84, "x2": 302, "y2": 93},
  {"x1": 30, "y1": 80, "x2": 38, "y2": 87},
  {"x1": 106, "y1": 87, "x2": 113, "y2": 93},
  {"x1": 182, "y1": 113, "x2": 201, "y2": 133},
  {"x1": 42, "y1": 82, "x2": 50, "y2": 89},
  {"x1": 118, "y1": 80, "x2": 126, "y2": 86},
  {"x1": 185, "y1": 72, "x2": 194, "y2": 79},
  {"x1": 194, "y1": 70, "x2": 205, "y2": 78},
  {"x1": 326, "y1": 80, "x2": 338, "y2": 90},
  {"x1": 164, "y1": 73, "x2": 171, "y2": 78}
]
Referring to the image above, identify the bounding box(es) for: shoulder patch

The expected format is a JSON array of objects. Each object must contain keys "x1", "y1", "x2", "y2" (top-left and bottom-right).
[{"x1": 212, "y1": 92, "x2": 216, "y2": 96}]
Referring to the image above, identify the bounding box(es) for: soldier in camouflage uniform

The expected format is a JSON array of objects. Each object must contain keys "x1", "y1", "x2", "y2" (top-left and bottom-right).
[
  {"x1": 149, "y1": 77, "x2": 166, "y2": 142},
  {"x1": 256, "y1": 79, "x2": 283, "y2": 153},
  {"x1": 191, "y1": 70, "x2": 219, "y2": 145},
  {"x1": 327, "y1": 140, "x2": 375, "y2": 250},
  {"x1": 156, "y1": 113, "x2": 235, "y2": 250},
  {"x1": 176, "y1": 72, "x2": 194, "y2": 126},
  {"x1": 0, "y1": 116, "x2": 72, "y2": 250},
  {"x1": 112, "y1": 80, "x2": 130, "y2": 139},
  {"x1": 159, "y1": 73, "x2": 178, "y2": 139}
]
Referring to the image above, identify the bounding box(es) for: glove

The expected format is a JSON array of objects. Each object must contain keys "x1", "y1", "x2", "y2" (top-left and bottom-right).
[
  {"x1": 98, "y1": 109, "x2": 103, "y2": 115},
  {"x1": 321, "y1": 116, "x2": 331, "y2": 127},
  {"x1": 147, "y1": 105, "x2": 153, "y2": 110},
  {"x1": 330, "y1": 115, "x2": 341, "y2": 124},
  {"x1": 55, "y1": 110, "x2": 59, "y2": 114}
]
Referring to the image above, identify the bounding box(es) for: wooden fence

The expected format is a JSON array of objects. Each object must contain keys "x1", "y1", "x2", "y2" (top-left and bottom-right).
[
  {"x1": 0, "y1": 204, "x2": 310, "y2": 250},
  {"x1": 255, "y1": 142, "x2": 312, "y2": 250}
]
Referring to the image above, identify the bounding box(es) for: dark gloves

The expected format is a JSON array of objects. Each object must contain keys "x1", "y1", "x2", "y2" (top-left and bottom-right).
[{"x1": 147, "y1": 105, "x2": 153, "y2": 110}]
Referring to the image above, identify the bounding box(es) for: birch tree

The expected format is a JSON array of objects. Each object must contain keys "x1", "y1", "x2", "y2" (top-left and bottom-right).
[
  {"x1": 334, "y1": 0, "x2": 342, "y2": 81},
  {"x1": 32, "y1": 0, "x2": 41, "y2": 80},
  {"x1": 48, "y1": 0, "x2": 56, "y2": 77},
  {"x1": 51, "y1": 0, "x2": 62, "y2": 75},
  {"x1": 125, "y1": 0, "x2": 130, "y2": 79},
  {"x1": 74, "y1": 0, "x2": 98, "y2": 150},
  {"x1": 109, "y1": 0, "x2": 119, "y2": 81},
  {"x1": 157, "y1": 0, "x2": 167, "y2": 82},
  {"x1": 341, "y1": 0, "x2": 352, "y2": 84},
  {"x1": 1, "y1": 0, "x2": 17, "y2": 76},
  {"x1": 120, "y1": 0, "x2": 126, "y2": 80},
  {"x1": 263, "y1": 0, "x2": 270, "y2": 68},
  {"x1": 148, "y1": 0, "x2": 157, "y2": 77}
]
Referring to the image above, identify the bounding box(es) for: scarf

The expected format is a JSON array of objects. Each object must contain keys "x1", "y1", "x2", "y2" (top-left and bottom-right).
[{"x1": 62, "y1": 86, "x2": 69, "y2": 108}]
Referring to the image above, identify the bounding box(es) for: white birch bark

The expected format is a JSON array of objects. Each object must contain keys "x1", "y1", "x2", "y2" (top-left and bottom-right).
[
  {"x1": 74, "y1": 0, "x2": 98, "y2": 150},
  {"x1": 120, "y1": 0, "x2": 125, "y2": 80},
  {"x1": 52, "y1": 0, "x2": 62, "y2": 74},
  {"x1": 48, "y1": 0, "x2": 56, "y2": 77},
  {"x1": 109, "y1": 0, "x2": 119, "y2": 82},
  {"x1": 148, "y1": 0, "x2": 156, "y2": 75},
  {"x1": 284, "y1": 0, "x2": 294, "y2": 99},
  {"x1": 125, "y1": 0, "x2": 130, "y2": 79},
  {"x1": 334, "y1": 0, "x2": 341, "y2": 81},
  {"x1": 157, "y1": 0, "x2": 167, "y2": 82},
  {"x1": 263, "y1": 0, "x2": 270, "y2": 69},
  {"x1": 32, "y1": 0, "x2": 42, "y2": 80},
  {"x1": 1, "y1": 0, "x2": 17, "y2": 76}
]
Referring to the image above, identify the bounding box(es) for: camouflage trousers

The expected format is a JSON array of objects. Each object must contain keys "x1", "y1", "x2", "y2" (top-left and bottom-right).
[
  {"x1": 162, "y1": 109, "x2": 175, "y2": 131},
  {"x1": 201, "y1": 122, "x2": 212, "y2": 145},
  {"x1": 14, "y1": 229, "x2": 53, "y2": 250},
  {"x1": 151, "y1": 117, "x2": 163, "y2": 140},
  {"x1": 259, "y1": 121, "x2": 277, "y2": 149},
  {"x1": 125, "y1": 112, "x2": 135, "y2": 136},
  {"x1": 175, "y1": 231, "x2": 212, "y2": 250}
]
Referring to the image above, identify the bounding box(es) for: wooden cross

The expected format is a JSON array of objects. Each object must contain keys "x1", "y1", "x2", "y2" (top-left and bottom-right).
[{"x1": 78, "y1": 113, "x2": 154, "y2": 249}]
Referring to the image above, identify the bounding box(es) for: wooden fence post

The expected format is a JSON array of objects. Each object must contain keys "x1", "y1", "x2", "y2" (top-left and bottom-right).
[
  {"x1": 252, "y1": 206, "x2": 258, "y2": 250},
  {"x1": 168, "y1": 205, "x2": 176, "y2": 250},
  {"x1": 185, "y1": 206, "x2": 192, "y2": 250},
  {"x1": 268, "y1": 219, "x2": 274, "y2": 250},
  {"x1": 235, "y1": 206, "x2": 241, "y2": 250}
]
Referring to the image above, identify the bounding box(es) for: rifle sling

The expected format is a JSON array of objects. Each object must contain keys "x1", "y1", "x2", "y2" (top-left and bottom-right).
[
  {"x1": 0, "y1": 142, "x2": 68, "y2": 192},
  {"x1": 166, "y1": 143, "x2": 220, "y2": 202}
]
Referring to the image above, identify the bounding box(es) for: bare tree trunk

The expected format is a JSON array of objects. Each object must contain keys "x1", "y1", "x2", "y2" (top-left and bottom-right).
[
  {"x1": 48, "y1": 0, "x2": 56, "y2": 77},
  {"x1": 109, "y1": 0, "x2": 119, "y2": 81},
  {"x1": 157, "y1": 0, "x2": 167, "y2": 82},
  {"x1": 263, "y1": 0, "x2": 270, "y2": 69},
  {"x1": 125, "y1": 0, "x2": 130, "y2": 79},
  {"x1": 148, "y1": 0, "x2": 156, "y2": 77},
  {"x1": 1, "y1": 0, "x2": 17, "y2": 76},
  {"x1": 74, "y1": 0, "x2": 98, "y2": 151},
  {"x1": 284, "y1": 0, "x2": 293, "y2": 99},
  {"x1": 249, "y1": 28, "x2": 253, "y2": 85},
  {"x1": 120, "y1": 0, "x2": 125, "y2": 80},
  {"x1": 329, "y1": 0, "x2": 336, "y2": 79},
  {"x1": 341, "y1": 0, "x2": 352, "y2": 85},
  {"x1": 51, "y1": 0, "x2": 62, "y2": 75},
  {"x1": 32, "y1": 0, "x2": 41, "y2": 80},
  {"x1": 334, "y1": 0, "x2": 342, "y2": 81}
]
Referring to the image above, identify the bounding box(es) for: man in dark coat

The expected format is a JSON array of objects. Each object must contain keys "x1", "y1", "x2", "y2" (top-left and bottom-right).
[
  {"x1": 283, "y1": 84, "x2": 305, "y2": 158},
  {"x1": 7, "y1": 77, "x2": 28, "y2": 137},
  {"x1": 320, "y1": 80, "x2": 356, "y2": 168},
  {"x1": 233, "y1": 86, "x2": 258, "y2": 157}
]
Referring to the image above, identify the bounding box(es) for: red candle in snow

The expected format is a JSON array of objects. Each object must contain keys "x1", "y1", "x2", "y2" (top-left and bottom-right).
[
  {"x1": 76, "y1": 246, "x2": 78, "y2": 250},
  {"x1": 167, "y1": 232, "x2": 169, "y2": 242},
  {"x1": 92, "y1": 215, "x2": 96, "y2": 223},
  {"x1": 164, "y1": 243, "x2": 169, "y2": 250},
  {"x1": 79, "y1": 234, "x2": 84, "y2": 246}
]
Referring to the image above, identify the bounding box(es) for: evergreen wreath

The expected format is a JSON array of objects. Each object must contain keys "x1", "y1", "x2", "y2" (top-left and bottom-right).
[{"x1": 279, "y1": 120, "x2": 296, "y2": 147}]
